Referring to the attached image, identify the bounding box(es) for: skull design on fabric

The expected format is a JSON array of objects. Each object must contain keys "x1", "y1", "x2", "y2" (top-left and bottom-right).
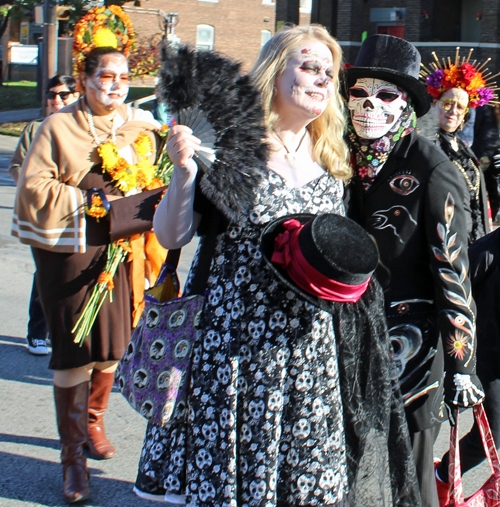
[{"x1": 348, "y1": 78, "x2": 408, "y2": 139}]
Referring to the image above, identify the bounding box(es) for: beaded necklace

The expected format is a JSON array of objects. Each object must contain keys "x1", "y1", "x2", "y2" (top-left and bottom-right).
[
  {"x1": 451, "y1": 158, "x2": 481, "y2": 200},
  {"x1": 437, "y1": 131, "x2": 481, "y2": 201},
  {"x1": 85, "y1": 105, "x2": 117, "y2": 145}
]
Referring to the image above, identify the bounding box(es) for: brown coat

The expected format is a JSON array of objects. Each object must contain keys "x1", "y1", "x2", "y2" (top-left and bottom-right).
[{"x1": 12, "y1": 98, "x2": 159, "y2": 253}]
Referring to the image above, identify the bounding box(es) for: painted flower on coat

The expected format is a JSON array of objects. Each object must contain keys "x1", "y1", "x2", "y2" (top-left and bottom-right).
[{"x1": 447, "y1": 330, "x2": 469, "y2": 360}]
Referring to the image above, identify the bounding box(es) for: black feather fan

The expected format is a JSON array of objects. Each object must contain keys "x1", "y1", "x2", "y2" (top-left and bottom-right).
[{"x1": 158, "y1": 43, "x2": 269, "y2": 222}]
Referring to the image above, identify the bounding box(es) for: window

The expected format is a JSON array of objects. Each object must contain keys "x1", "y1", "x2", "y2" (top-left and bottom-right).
[
  {"x1": 197, "y1": 24, "x2": 215, "y2": 51},
  {"x1": 300, "y1": 0, "x2": 312, "y2": 14},
  {"x1": 262, "y1": 0, "x2": 275, "y2": 5},
  {"x1": 261, "y1": 30, "x2": 272, "y2": 48}
]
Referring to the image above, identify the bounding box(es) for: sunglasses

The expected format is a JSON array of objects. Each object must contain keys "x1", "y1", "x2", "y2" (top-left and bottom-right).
[
  {"x1": 47, "y1": 91, "x2": 72, "y2": 100},
  {"x1": 439, "y1": 99, "x2": 469, "y2": 115},
  {"x1": 349, "y1": 87, "x2": 402, "y2": 103}
]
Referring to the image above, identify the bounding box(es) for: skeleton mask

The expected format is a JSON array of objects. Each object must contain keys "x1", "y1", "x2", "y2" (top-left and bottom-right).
[{"x1": 348, "y1": 78, "x2": 408, "y2": 139}]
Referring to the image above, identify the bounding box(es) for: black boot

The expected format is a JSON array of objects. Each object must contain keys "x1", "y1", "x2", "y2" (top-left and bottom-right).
[{"x1": 54, "y1": 382, "x2": 91, "y2": 504}]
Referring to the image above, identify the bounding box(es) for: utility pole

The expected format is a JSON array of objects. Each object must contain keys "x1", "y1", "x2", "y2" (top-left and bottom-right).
[{"x1": 42, "y1": 0, "x2": 58, "y2": 115}]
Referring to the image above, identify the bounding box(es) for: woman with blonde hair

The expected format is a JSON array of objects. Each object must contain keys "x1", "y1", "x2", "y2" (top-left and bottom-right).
[
  {"x1": 133, "y1": 25, "x2": 418, "y2": 506},
  {"x1": 251, "y1": 24, "x2": 350, "y2": 183}
]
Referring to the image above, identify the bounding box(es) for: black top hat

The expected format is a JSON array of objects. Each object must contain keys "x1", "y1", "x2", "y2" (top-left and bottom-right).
[
  {"x1": 340, "y1": 34, "x2": 430, "y2": 118},
  {"x1": 260, "y1": 213, "x2": 379, "y2": 311}
]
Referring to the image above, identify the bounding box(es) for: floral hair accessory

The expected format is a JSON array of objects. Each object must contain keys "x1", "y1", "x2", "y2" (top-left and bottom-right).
[
  {"x1": 421, "y1": 48, "x2": 499, "y2": 108},
  {"x1": 72, "y1": 5, "x2": 135, "y2": 75}
]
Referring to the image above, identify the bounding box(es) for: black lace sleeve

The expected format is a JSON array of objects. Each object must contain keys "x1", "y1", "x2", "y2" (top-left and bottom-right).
[{"x1": 336, "y1": 279, "x2": 422, "y2": 506}]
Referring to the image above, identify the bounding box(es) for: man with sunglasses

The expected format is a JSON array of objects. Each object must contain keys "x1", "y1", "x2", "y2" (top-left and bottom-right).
[
  {"x1": 341, "y1": 35, "x2": 483, "y2": 507},
  {"x1": 9, "y1": 74, "x2": 79, "y2": 355}
]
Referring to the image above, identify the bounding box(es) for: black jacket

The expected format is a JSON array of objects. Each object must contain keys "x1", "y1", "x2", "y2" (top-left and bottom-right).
[
  {"x1": 435, "y1": 130, "x2": 490, "y2": 244},
  {"x1": 469, "y1": 227, "x2": 500, "y2": 379},
  {"x1": 347, "y1": 130, "x2": 478, "y2": 432}
]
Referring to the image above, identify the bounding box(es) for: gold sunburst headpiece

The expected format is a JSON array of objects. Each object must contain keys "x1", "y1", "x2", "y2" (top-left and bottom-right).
[
  {"x1": 72, "y1": 5, "x2": 136, "y2": 75},
  {"x1": 420, "y1": 47, "x2": 499, "y2": 108}
]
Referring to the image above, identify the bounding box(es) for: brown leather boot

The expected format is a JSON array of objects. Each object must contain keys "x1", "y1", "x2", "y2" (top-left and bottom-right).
[
  {"x1": 86, "y1": 369, "x2": 116, "y2": 460},
  {"x1": 54, "y1": 382, "x2": 91, "y2": 504}
]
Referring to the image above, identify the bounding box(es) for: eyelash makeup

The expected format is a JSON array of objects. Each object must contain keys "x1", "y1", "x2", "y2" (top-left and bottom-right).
[{"x1": 299, "y1": 61, "x2": 334, "y2": 81}]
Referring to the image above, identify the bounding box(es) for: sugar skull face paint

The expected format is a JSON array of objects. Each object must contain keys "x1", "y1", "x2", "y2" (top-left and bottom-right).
[
  {"x1": 434, "y1": 87, "x2": 469, "y2": 133},
  {"x1": 274, "y1": 40, "x2": 335, "y2": 121},
  {"x1": 348, "y1": 78, "x2": 408, "y2": 139},
  {"x1": 84, "y1": 53, "x2": 129, "y2": 113}
]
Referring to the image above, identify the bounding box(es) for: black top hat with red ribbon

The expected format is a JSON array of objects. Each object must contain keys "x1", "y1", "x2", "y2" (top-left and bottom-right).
[{"x1": 260, "y1": 213, "x2": 379, "y2": 311}]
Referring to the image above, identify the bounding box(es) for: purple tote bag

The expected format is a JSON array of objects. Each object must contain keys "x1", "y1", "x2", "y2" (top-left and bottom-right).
[{"x1": 115, "y1": 264, "x2": 204, "y2": 426}]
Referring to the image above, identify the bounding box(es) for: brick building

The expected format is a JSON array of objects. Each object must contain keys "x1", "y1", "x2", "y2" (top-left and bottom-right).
[
  {"x1": 290, "y1": 0, "x2": 500, "y2": 74},
  {"x1": 124, "y1": 0, "x2": 279, "y2": 72},
  {"x1": 125, "y1": 0, "x2": 312, "y2": 71}
]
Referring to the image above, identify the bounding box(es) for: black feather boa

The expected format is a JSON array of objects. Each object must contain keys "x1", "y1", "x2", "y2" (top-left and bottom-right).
[{"x1": 158, "y1": 43, "x2": 269, "y2": 222}]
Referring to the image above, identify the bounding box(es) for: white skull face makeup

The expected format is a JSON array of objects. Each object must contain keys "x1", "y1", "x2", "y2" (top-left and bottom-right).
[
  {"x1": 348, "y1": 78, "x2": 408, "y2": 139},
  {"x1": 434, "y1": 87, "x2": 469, "y2": 133},
  {"x1": 84, "y1": 53, "x2": 129, "y2": 113},
  {"x1": 274, "y1": 40, "x2": 335, "y2": 122}
]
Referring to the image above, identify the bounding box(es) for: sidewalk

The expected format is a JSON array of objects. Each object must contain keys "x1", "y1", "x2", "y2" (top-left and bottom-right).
[{"x1": 0, "y1": 108, "x2": 42, "y2": 124}]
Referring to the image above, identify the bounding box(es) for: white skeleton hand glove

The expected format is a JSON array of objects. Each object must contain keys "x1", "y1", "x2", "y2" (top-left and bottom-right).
[
  {"x1": 493, "y1": 152, "x2": 500, "y2": 171},
  {"x1": 445, "y1": 373, "x2": 485, "y2": 408}
]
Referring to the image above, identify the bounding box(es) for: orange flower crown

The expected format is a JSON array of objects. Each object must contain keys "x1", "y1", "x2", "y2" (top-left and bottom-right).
[
  {"x1": 72, "y1": 5, "x2": 136, "y2": 75},
  {"x1": 421, "y1": 48, "x2": 499, "y2": 108}
]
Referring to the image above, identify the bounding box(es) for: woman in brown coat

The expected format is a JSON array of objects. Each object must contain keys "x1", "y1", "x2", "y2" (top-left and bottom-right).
[{"x1": 13, "y1": 47, "x2": 160, "y2": 503}]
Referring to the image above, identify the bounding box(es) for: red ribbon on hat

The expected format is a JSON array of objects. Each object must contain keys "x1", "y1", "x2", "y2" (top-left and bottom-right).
[{"x1": 271, "y1": 219, "x2": 370, "y2": 303}]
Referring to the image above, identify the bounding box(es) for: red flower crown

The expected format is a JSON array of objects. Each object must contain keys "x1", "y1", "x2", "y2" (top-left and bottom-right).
[{"x1": 420, "y1": 48, "x2": 498, "y2": 108}]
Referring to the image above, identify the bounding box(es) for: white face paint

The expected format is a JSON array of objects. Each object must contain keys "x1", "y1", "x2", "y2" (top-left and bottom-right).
[
  {"x1": 348, "y1": 78, "x2": 408, "y2": 139},
  {"x1": 434, "y1": 87, "x2": 469, "y2": 133},
  {"x1": 84, "y1": 53, "x2": 129, "y2": 113},
  {"x1": 274, "y1": 40, "x2": 335, "y2": 121}
]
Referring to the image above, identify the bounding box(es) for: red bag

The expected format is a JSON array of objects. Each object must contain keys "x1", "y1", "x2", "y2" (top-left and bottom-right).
[{"x1": 445, "y1": 404, "x2": 500, "y2": 506}]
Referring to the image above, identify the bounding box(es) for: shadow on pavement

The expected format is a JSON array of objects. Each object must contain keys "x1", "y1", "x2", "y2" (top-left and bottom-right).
[
  {"x1": 0, "y1": 432, "x2": 60, "y2": 450},
  {"x1": 0, "y1": 335, "x2": 53, "y2": 385},
  {"x1": 0, "y1": 451, "x2": 145, "y2": 507}
]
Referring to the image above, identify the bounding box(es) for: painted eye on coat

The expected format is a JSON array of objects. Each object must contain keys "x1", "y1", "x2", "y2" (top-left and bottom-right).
[{"x1": 389, "y1": 175, "x2": 420, "y2": 195}]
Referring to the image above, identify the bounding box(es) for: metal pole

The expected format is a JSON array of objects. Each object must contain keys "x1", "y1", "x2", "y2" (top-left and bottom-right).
[{"x1": 42, "y1": 0, "x2": 57, "y2": 115}]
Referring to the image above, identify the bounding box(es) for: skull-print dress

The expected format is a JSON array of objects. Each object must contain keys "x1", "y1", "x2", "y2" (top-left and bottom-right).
[{"x1": 136, "y1": 169, "x2": 348, "y2": 507}]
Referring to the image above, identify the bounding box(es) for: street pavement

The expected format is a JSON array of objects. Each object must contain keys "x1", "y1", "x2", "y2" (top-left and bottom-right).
[
  {"x1": 0, "y1": 133, "x2": 196, "y2": 507},
  {"x1": 0, "y1": 133, "x2": 492, "y2": 505}
]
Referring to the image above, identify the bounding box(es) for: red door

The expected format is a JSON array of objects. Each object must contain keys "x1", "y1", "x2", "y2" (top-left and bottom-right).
[{"x1": 377, "y1": 25, "x2": 405, "y2": 38}]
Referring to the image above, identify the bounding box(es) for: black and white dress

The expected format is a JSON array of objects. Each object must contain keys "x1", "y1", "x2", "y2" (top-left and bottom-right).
[{"x1": 136, "y1": 168, "x2": 348, "y2": 507}]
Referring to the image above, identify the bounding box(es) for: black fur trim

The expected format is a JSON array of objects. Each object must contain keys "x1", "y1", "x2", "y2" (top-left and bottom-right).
[{"x1": 159, "y1": 43, "x2": 269, "y2": 222}]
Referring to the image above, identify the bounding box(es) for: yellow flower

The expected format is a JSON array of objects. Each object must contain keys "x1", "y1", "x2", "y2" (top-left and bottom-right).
[
  {"x1": 98, "y1": 142, "x2": 120, "y2": 170},
  {"x1": 93, "y1": 28, "x2": 118, "y2": 49},
  {"x1": 134, "y1": 133, "x2": 152, "y2": 158},
  {"x1": 136, "y1": 159, "x2": 155, "y2": 188}
]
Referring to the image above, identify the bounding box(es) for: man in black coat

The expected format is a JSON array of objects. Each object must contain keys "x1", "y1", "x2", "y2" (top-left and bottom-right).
[{"x1": 342, "y1": 35, "x2": 485, "y2": 507}]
